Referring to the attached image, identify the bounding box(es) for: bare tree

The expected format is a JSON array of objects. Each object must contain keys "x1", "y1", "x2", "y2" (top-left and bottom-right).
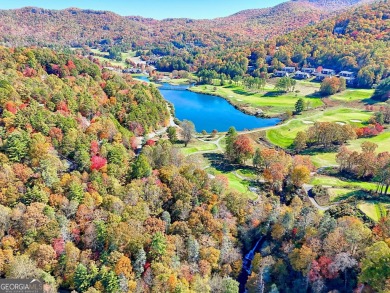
[
  {"x1": 181, "y1": 120, "x2": 195, "y2": 147},
  {"x1": 330, "y1": 252, "x2": 358, "y2": 290}
]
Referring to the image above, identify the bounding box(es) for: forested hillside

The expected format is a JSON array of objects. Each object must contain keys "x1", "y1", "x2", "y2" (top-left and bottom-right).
[
  {"x1": 193, "y1": 1, "x2": 389, "y2": 88},
  {"x1": 294, "y1": 0, "x2": 374, "y2": 9},
  {"x1": 0, "y1": 0, "x2": 369, "y2": 48},
  {"x1": 0, "y1": 47, "x2": 388, "y2": 292}
]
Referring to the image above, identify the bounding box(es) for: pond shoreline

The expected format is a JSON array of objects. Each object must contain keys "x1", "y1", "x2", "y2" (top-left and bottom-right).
[
  {"x1": 133, "y1": 75, "x2": 282, "y2": 132},
  {"x1": 188, "y1": 85, "x2": 284, "y2": 120}
]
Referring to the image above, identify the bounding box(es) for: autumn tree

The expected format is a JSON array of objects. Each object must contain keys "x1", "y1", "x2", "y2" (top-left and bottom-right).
[
  {"x1": 232, "y1": 135, "x2": 254, "y2": 164},
  {"x1": 290, "y1": 165, "x2": 310, "y2": 187},
  {"x1": 293, "y1": 131, "x2": 307, "y2": 152},
  {"x1": 320, "y1": 77, "x2": 345, "y2": 96}
]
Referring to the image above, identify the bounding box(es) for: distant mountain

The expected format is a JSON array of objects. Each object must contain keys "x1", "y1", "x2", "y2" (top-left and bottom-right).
[
  {"x1": 294, "y1": 0, "x2": 375, "y2": 10},
  {"x1": 0, "y1": 0, "x2": 375, "y2": 48}
]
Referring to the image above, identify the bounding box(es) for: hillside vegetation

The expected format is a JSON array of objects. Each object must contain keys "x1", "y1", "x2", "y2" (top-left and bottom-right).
[{"x1": 0, "y1": 0, "x2": 372, "y2": 48}]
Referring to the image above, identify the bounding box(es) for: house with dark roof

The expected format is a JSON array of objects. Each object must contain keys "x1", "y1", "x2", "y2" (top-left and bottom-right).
[
  {"x1": 282, "y1": 67, "x2": 296, "y2": 73},
  {"x1": 274, "y1": 71, "x2": 289, "y2": 77},
  {"x1": 339, "y1": 71, "x2": 356, "y2": 85},
  {"x1": 321, "y1": 69, "x2": 336, "y2": 75},
  {"x1": 294, "y1": 71, "x2": 311, "y2": 79},
  {"x1": 315, "y1": 69, "x2": 336, "y2": 81},
  {"x1": 301, "y1": 67, "x2": 316, "y2": 75}
]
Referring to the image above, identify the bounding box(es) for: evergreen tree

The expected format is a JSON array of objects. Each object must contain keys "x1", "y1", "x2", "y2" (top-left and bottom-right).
[
  {"x1": 74, "y1": 264, "x2": 92, "y2": 292},
  {"x1": 149, "y1": 232, "x2": 167, "y2": 260},
  {"x1": 133, "y1": 248, "x2": 146, "y2": 277},
  {"x1": 161, "y1": 211, "x2": 171, "y2": 232},
  {"x1": 5, "y1": 131, "x2": 30, "y2": 162},
  {"x1": 131, "y1": 154, "x2": 151, "y2": 179},
  {"x1": 295, "y1": 98, "x2": 304, "y2": 114},
  {"x1": 372, "y1": 77, "x2": 390, "y2": 101},
  {"x1": 187, "y1": 236, "x2": 200, "y2": 263},
  {"x1": 167, "y1": 126, "x2": 177, "y2": 143},
  {"x1": 225, "y1": 126, "x2": 238, "y2": 162},
  {"x1": 253, "y1": 148, "x2": 263, "y2": 168},
  {"x1": 101, "y1": 269, "x2": 119, "y2": 293}
]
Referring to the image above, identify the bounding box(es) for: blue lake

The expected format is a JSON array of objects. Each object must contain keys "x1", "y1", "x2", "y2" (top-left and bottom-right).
[{"x1": 134, "y1": 76, "x2": 280, "y2": 132}]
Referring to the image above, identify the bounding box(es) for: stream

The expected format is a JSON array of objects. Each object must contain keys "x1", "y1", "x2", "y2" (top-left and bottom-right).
[{"x1": 238, "y1": 236, "x2": 266, "y2": 292}]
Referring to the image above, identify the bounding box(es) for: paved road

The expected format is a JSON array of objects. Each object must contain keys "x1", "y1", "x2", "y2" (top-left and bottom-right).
[{"x1": 302, "y1": 183, "x2": 338, "y2": 211}]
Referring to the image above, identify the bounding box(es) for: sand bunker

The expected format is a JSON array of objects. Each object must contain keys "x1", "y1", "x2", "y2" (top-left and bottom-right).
[
  {"x1": 302, "y1": 120, "x2": 314, "y2": 124},
  {"x1": 236, "y1": 99, "x2": 243, "y2": 101},
  {"x1": 336, "y1": 122, "x2": 346, "y2": 125},
  {"x1": 350, "y1": 119, "x2": 362, "y2": 122}
]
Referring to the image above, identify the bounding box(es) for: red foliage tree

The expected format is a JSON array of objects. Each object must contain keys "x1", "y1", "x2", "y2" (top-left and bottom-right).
[
  {"x1": 56, "y1": 101, "x2": 70, "y2": 113},
  {"x1": 23, "y1": 67, "x2": 37, "y2": 77},
  {"x1": 90, "y1": 155, "x2": 107, "y2": 171},
  {"x1": 67, "y1": 60, "x2": 76, "y2": 71},
  {"x1": 130, "y1": 136, "x2": 138, "y2": 150},
  {"x1": 145, "y1": 139, "x2": 156, "y2": 146},
  {"x1": 318, "y1": 256, "x2": 338, "y2": 279},
  {"x1": 52, "y1": 238, "x2": 65, "y2": 257},
  {"x1": 5, "y1": 101, "x2": 17, "y2": 114},
  {"x1": 90, "y1": 140, "x2": 99, "y2": 156},
  {"x1": 232, "y1": 135, "x2": 254, "y2": 163}
]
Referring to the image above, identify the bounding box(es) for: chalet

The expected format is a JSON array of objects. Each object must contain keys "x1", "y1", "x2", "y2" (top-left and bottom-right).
[
  {"x1": 315, "y1": 69, "x2": 336, "y2": 81},
  {"x1": 339, "y1": 71, "x2": 356, "y2": 85},
  {"x1": 339, "y1": 71, "x2": 355, "y2": 78},
  {"x1": 301, "y1": 67, "x2": 316, "y2": 75},
  {"x1": 321, "y1": 69, "x2": 336, "y2": 75},
  {"x1": 282, "y1": 67, "x2": 296, "y2": 73},
  {"x1": 123, "y1": 68, "x2": 142, "y2": 74},
  {"x1": 274, "y1": 71, "x2": 289, "y2": 77},
  {"x1": 294, "y1": 71, "x2": 311, "y2": 79}
]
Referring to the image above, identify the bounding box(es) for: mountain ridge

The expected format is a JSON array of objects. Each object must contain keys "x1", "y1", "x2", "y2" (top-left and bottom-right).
[{"x1": 0, "y1": 0, "x2": 376, "y2": 47}]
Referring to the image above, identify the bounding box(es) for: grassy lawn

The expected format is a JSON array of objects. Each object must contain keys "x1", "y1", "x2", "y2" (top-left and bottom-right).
[
  {"x1": 297, "y1": 130, "x2": 390, "y2": 168},
  {"x1": 266, "y1": 119, "x2": 307, "y2": 148},
  {"x1": 190, "y1": 84, "x2": 323, "y2": 116},
  {"x1": 207, "y1": 167, "x2": 257, "y2": 199},
  {"x1": 236, "y1": 168, "x2": 258, "y2": 180},
  {"x1": 311, "y1": 175, "x2": 378, "y2": 191},
  {"x1": 167, "y1": 78, "x2": 193, "y2": 85},
  {"x1": 331, "y1": 89, "x2": 374, "y2": 102},
  {"x1": 347, "y1": 131, "x2": 390, "y2": 153},
  {"x1": 310, "y1": 152, "x2": 338, "y2": 168},
  {"x1": 90, "y1": 49, "x2": 136, "y2": 68},
  {"x1": 328, "y1": 188, "x2": 355, "y2": 201},
  {"x1": 358, "y1": 202, "x2": 388, "y2": 222},
  {"x1": 266, "y1": 107, "x2": 373, "y2": 148},
  {"x1": 179, "y1": 140, "x2": 218, "y2": 156}
]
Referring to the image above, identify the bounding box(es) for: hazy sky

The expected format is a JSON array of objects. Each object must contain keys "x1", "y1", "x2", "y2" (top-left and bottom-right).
[{"x1": 1, "y1": 0, "x2": 288, "y2": 19}]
